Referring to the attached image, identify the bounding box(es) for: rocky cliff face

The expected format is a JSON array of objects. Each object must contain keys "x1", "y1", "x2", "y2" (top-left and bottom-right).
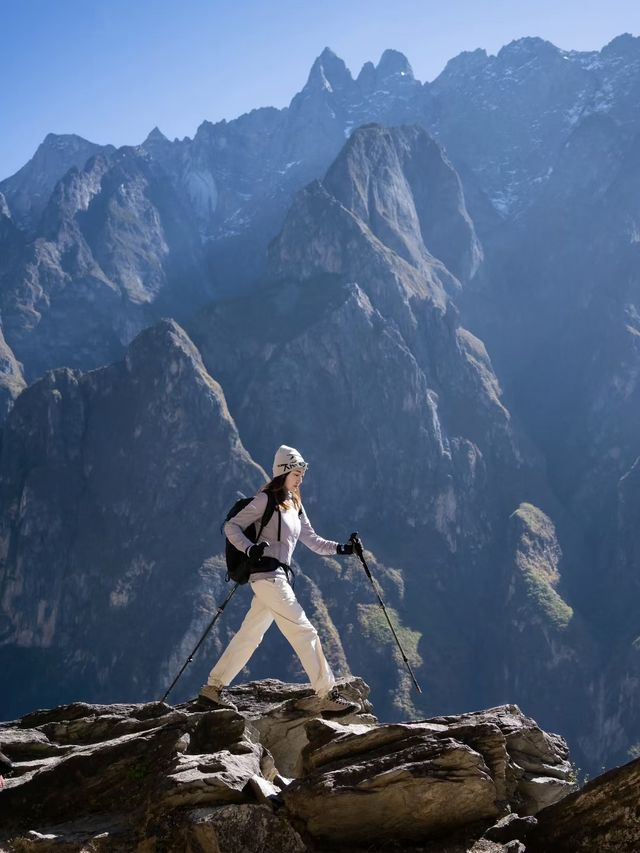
[
  {"x1": 0, "y1": 324, "x2": 26, "y2": 421},
  {"x1": 424, "y1": 34, "x2": 640, "y2": 215},
  {"x1": 0, "y1": 320, "x2": 266, "y2": 716},
  {"x1": 0, "y1": 202, "x2": 27, "y2": 415},
  {"x1": 0, "y1": 134, "x2": 115, "y2": 233},
  {"x1": 0, "y1": 148, "x2": 211, "y2": 382},
  {"x1": 463, "y1": 74, "x2": 640, "y2": 769}
]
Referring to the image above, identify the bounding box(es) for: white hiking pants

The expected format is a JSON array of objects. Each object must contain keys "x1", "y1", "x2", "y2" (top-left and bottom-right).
[{"x1": 207, "y1": 577, "x2": 336, "y2": 697}]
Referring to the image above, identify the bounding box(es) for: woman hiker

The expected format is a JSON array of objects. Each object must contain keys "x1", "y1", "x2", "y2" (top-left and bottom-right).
[{"x1": 200, "y1": 445, "x2": 357, "y2": 711}]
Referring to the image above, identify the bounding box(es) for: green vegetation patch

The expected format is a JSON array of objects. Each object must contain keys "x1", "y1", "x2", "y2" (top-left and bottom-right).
[
  {"x1": 357, "y1": 603, "x2": 423, "y2": 668},
  {"x1": 522, "y1": 569, "x2": 573, "y2": 630},
  {"x1": 511, "y1": 502, "x2": 572, "y2": 629},
  {"x1": 514, "y1": 502, "x2": 553, "y2": 539}
]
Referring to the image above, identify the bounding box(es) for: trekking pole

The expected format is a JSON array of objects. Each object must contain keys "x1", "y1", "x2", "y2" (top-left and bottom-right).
[
  {"x1": 350, "y1": 533, "x2": 422, "y2": 694},
  {"x1": 160, "y1": 583, "x2": 239, "y2": 703}
]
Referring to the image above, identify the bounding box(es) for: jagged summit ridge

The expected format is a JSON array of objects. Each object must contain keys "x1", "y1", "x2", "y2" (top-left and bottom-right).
[
  {"x1": 496, "y1": 35, "x2": 562, "y2": 64},
  {"x1": 304, "y1": 45, "x2": 416, "y2": 93}
]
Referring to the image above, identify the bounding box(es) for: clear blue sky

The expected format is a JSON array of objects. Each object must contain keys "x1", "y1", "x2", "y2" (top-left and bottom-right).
[{"x1": 2, "y1": 0, "x2": 639, "y2": 181}]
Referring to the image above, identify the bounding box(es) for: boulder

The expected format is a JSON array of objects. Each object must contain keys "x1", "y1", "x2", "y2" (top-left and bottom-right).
[
  {"x1": 283, "y1": 704, "x2": 573, "y2": 845},
  {"x1": 177, "y1": 804, "x2": 307, "y2": 853},
  {"x1": 226, "y1": 677, "x2": 376, "y2": 776},
  {"x1": 483, "y1": 813, "x2": 538, "y2": 843},
  {"x1": 0, "y1": 699, "x2": 264, "y2": 831}
]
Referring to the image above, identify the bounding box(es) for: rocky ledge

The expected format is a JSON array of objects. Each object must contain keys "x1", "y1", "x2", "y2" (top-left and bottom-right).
[{"x1": 0, "y1": 678, "x2": 637, "y2": 852}]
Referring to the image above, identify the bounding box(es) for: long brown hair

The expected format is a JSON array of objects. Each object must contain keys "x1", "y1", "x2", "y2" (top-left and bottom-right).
[{"x1": 262, "y1": 473, "x2": 302, "y2": 512}]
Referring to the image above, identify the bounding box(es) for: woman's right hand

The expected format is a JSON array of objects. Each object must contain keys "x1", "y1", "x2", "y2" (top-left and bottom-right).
[{"x1": 247, "y1": 541, "x2": 269, "y2": 565}]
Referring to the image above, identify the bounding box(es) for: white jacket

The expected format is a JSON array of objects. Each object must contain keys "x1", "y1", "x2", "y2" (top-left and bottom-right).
[{"x1": 224, "y1": 491, "x2": 338, "y2": 581}]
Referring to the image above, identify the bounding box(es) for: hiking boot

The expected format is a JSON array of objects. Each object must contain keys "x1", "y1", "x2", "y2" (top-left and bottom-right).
[
  {"x1": 199, "y1": 683, "x2": 238, "y2": 711},
  {"x1": 320, "y1": 687, "x2": 360, "y2": 713}
]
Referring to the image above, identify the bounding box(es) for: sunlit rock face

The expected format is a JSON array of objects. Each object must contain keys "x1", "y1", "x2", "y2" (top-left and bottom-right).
[{"x1": 0, "y1": 147, "x2": 211, "y2": 384}]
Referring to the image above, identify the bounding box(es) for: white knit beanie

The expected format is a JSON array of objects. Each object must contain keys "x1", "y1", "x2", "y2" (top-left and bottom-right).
[{"x1": 273, "y1": 445, "x2": 308, "y2": 477}]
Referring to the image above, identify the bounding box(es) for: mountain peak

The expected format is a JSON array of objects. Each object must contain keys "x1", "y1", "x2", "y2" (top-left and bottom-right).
[
  {"x1": 434, "y1": 48, "x2": 489, "y2": 83},
  {"x1": 376, "y1": 49, "x2": 414, "y2": 81},
  {"x1": 497, "y1": 36, "x2": 561, "y2": 65},
  {"x1": 321, "y1": 123, "x2": 480, "y2": 282},
  {"x1": 601, "y1": 32, "x2": 640, "y2": 58},
  {"x1": 356, "y1": 60, "x2": 376, "y2": 87},
  {"x1": 305, "y1": 47, "x2": 353, "y2": 93},
  {"x1": 143, "y1": 126, "x2": 169, "y2": 145},
  {"x1": 29, "y1": 133, "x2": 111, "y2": 170},
  {"x1": 319, "y1": 45, "x2": 339, "y2": 61},
  {"x1": 124, "y1": 318, "x2": 210, "y2": 380},
  {"x1": 39, "y1": 132, "x2": 97, "y2": 155},
  {"x1": 0, "y1": 133, "x2": 114, "y2": 231}
]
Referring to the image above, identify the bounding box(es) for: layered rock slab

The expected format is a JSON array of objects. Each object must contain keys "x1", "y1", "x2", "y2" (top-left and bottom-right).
[
  {"x1": 283, "y1": 704, "x2": 573, "y2": 845},
  {"x1": 225, "y1": 677, "x2": 376, "y2": 777},
  {"x1": 527, "y1": 754, "x2": 640, "y2": 852},
  {"x1": 0, "y1": 700, "x2": 262, "y2": 829}
]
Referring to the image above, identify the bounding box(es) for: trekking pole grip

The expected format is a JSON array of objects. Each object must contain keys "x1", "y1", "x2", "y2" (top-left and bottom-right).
[{"x1": 350, "y1": 531, "x2": 363, "y2": 557}]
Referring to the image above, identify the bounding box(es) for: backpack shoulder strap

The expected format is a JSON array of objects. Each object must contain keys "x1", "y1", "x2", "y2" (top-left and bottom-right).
[{"x1": 256, "y1": 490, "x2": 276, "y2": 540}]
